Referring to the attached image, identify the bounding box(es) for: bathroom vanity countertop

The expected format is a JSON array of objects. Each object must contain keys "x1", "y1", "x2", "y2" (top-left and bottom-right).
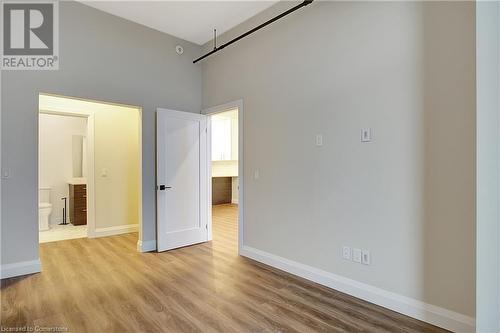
[{"x1": 68, "y1": 178, "x2": 87, "y2": 185}]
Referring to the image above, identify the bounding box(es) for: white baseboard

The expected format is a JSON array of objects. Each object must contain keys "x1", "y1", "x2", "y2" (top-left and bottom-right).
[
  {"x1": 240, "y1": 245, "x2": 475, "y2": 333},
  {"x1": 1, "y1": 259, "x2": 42, "y2": 279},
  {"x1": 137, "y1": 239, "x2": 157, "y2": 252},
  {"x1": 231, "y1": 199, "x2": 239, "y2": 204},
  {"x1": 91, "y1": 224, "x2": 138, "y2": 238}
]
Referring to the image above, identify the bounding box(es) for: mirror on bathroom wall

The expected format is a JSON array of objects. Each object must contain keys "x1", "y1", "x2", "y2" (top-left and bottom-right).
[{"x1": 72, "y1": 135, "x2": 87, "y2": 178}]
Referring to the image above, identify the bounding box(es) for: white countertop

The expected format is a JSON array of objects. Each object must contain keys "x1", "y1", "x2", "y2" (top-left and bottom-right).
[{"x1": 68, "y1": 177, "x2": 87, "y2": 185}]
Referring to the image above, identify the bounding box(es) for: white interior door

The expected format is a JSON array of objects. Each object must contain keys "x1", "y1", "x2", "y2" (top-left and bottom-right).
[{"x1": 157, "y1": 108, "x2": 209, "y2": 251}]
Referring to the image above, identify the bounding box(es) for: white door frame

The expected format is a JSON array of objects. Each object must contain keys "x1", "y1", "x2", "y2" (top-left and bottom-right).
[
  {"x1": 38, "y1": 108, "x2": 97, "y2": 237},
  {"x1": 202, "y1": 99, "x2": 244, "y2": 255},
  {"x1": 38, "y1": 93, "x2": 143, "y2": 240}
]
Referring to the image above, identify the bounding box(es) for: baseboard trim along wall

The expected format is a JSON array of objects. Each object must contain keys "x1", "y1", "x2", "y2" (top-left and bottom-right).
[
  {"x1": 240, "y1": 245, "x2": 475, "y2": 333},
  {"x1": 0, "y1": 259, "x2": 42, "y2": 279},
  {"x1": 231, "y1": 199, "x2": 239, "y2": 204},
  {"x1": 92, "y1": 224, "x2": 139, "y2": 238},
  {"x1": 137, "y1": 239, "x2": 157, "y2": 252}
]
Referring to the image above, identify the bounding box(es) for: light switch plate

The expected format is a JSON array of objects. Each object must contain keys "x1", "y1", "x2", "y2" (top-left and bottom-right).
[
  {"x1": 361, "y1": 128, "x2": 372, "y2": 142},
  {"x1": 342, "y1": 246, "x2": 351, "y2": 260},
  {"x1": 353, "y1": 248, "x2": 362, "y2": 263},
  {"x1": 362, "y1": 250, "x2": 371, "y2": 265},
  {"x1": 254, "y1": 169, "x2": 260, "y2": 180},
  {"x1": 1, "y1": 168, "x2": 11, "y2": 179},
  {"x1": 316, "y1": 134, "x2": 323, "y2": 147}
]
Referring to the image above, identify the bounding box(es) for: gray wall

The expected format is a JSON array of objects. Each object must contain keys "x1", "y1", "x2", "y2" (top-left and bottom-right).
[
  {"x1": 202, "y1": 1, "x2": 476, "y2": 317},
  {"x1": 1, "y1": 1, "x2": 202, "y2": 265},
  {"x1": 476, "y1": 1, "x2": 500, "y2": 331}
]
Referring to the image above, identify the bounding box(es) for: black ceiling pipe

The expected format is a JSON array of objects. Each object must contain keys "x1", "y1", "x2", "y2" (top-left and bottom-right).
[{"x1": 193, "y1": 0, "x2": 314, "y2": 64}]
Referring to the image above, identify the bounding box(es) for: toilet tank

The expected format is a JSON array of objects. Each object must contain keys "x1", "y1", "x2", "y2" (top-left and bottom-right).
[{"x1": 39, "y1": 187, "x2": 51, "y2": 203}]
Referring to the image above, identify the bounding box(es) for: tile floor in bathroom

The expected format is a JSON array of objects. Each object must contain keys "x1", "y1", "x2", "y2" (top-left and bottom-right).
[{"x1": 39, "y1": 224, "x2": 87, "y2": 243}]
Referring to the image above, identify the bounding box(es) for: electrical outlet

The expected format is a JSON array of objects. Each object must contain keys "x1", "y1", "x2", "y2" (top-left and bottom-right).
[
  {"x1": 353, "y1": 248, "x2": 362, "y2": 263},
  {"x1": 342, "y1": 246, "x2": 351, "y2": 260},
  {"x1": 362, "y1": 250, "x2": 371, "y2": 265}
]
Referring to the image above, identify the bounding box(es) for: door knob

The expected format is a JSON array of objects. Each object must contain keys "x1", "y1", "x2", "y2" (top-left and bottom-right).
[{"x1": 158, "y1": 185, "x2": 172, "y2": 191}]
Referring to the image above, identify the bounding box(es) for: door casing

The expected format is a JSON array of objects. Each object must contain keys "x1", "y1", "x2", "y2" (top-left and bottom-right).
[{"x1": 202, "y1": 99, "x2": 244, "y2": 255}]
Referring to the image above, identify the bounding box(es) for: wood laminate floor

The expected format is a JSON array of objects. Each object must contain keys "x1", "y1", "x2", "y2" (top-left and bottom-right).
[{"x1": 1, "y1": 204, "x2": 448, "y2": 332}]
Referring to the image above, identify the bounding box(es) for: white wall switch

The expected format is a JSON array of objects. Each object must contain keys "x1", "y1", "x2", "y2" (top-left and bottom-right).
[
  {"x1": 353, "y1": 248, "x2": 362, "y2": 263},
  {"x1": 1, "y1": 168, "x2": 11, "y2": 179},
  {"x1": 315, "y1": 134, "x2": 323, "y2": 147},
  {"x1": 101, "y1": 168, "x2": 108, "y2": 177},
  {"x1": 342, "y1": 246, "x2": 351, "y2": 260},
  {"x1": 362, "y1": 250, "x2": 371, "y2": 265},
  {"x1": 253, "y1": 169, "x2": 260, "y2": 180},
  {"x1": 361, "y1": 128, "x2": 372, "y2": 142}
]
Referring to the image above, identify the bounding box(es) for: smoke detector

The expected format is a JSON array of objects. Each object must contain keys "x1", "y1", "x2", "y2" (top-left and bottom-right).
[{"x1": 175, "y1": 45, "x2": 184, "y2": 55}]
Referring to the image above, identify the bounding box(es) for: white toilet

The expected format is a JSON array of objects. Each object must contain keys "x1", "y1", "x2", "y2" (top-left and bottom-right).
[{"x1": 39, "y1": 188, "x2": 52, "y2": 231}]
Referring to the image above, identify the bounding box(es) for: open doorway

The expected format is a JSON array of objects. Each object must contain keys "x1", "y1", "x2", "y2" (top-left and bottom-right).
[
  {"x1": 38, "y1": 93, "x2": 142, "y2": 243},
  {"x1": 38, "y1": 113, "x2": 89, "y2": 242},
  {"x1": 203, "y1": 100, "x2": 243, "y2": 254}
]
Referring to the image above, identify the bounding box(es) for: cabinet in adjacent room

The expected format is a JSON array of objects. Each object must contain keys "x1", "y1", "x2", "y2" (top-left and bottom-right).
[{"x1": 69, "y1": 184, "x2": 87, "y2": 225}]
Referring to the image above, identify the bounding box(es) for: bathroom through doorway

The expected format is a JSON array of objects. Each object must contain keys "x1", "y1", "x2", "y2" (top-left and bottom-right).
[
  {"x1": 39, "y1": 113, "x2": 88, "y2": 242},
  {"x1": 38, "y1": 93, "x2": 142, "y2": 243}
]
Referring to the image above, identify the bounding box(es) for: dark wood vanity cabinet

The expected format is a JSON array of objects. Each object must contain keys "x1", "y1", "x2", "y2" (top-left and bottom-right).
[{"x1": 69, "y1": 184, "x2": 87, "y2": 225}]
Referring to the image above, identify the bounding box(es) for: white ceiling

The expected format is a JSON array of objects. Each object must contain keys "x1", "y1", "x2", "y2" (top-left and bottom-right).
[{"x1": 81, "y1": 1, "x2": 278, "y2": 45}]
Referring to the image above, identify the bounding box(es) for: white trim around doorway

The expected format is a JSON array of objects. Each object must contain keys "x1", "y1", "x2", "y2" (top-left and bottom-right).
[
  {"x1": 38, "y1": 93, "x2": 143, "y2": 242},
  {"x1": 38, "y1": 108, "x2": 97, "y2": 237},
  {"x1": 202, "y1": 99, "x2": 244, "y2": 255}
]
